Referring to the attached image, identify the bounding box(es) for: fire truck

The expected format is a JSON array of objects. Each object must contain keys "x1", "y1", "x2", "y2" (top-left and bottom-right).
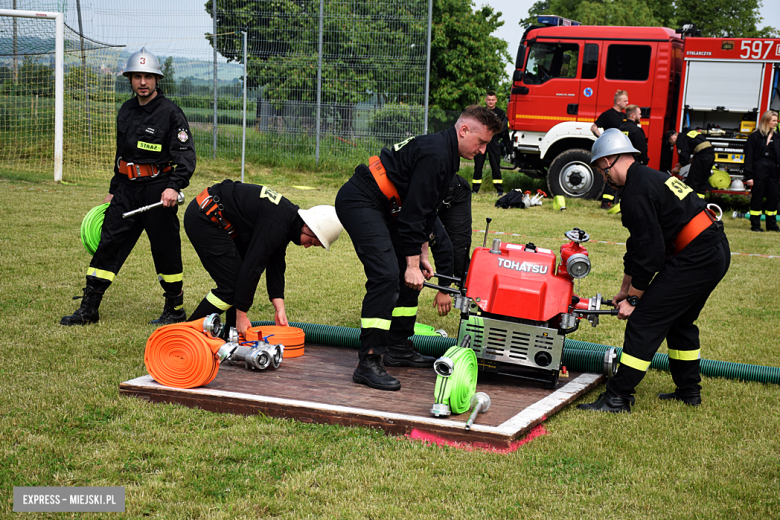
[{"x1": 506, "y1": 16, "x2": 780, "y2": 199}]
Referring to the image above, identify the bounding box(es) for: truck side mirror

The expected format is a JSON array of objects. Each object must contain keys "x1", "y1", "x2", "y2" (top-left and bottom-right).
[{"x1": 515, "y1": 45, "x2": 527, "y2": 70}]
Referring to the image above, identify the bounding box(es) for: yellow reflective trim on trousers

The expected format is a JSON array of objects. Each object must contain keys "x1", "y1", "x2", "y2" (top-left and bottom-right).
[
  {"x1": 158, "y1": 272, "x2": 183, "y2": 283},
  {"x1": 766, "y1": 210, "x2": 778, "y2": 216},
  {"x1": 206, "y1": 291, "x2": 232, "y2": 311},
  {"x1": 361, "y1": 317, "x2": 391, "y2": 330},
  {"x1": 603, "y1": 194, "x2": 615, "y2": 201},
  {"x1": 493, "y1": 179, "x2": 503, "y2": 184},
  {"x1": 668, "y1": 349, "x2": 701, "y2": 361},
  {"x1": 472, "y1": 179, "x2": 482, "y2": 184},
  {"x1": 86, "y1": 267, "x2": 115, "y2": 282},
  {"x1": 619, "y1": 352, "x2": 651, "y2": 372},
  {"x1": 392, "y1": 306, "x2": 418, "y2": 317},
  {"x1": 750, "y1": 210, "x2": 762, "y2": 216}
]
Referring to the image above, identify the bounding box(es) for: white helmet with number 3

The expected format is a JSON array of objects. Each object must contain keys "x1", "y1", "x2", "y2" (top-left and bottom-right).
[{"x1": 123, "y1": 47, "x2": 164, "y2": 78}]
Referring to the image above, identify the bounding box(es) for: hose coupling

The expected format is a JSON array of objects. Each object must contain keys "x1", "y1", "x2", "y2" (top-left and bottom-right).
[
  {"x1": 203, "y1": 313, "x2": 223, "y2": 338},
  {"x1": 434, "y1": 356, "x2": 455, "y2": 378},
  {"x1": 430, "y1": 403, "x2": 451, "y2": 417},
  {"x1": 603, "y1": 347, "x2": 618, "y2": 378},
  {"x1": 226, "y1": 341, "x2": 284, "y2": 370}
]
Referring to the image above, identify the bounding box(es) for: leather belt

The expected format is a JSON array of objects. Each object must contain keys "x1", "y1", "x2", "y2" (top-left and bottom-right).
[
  {"x1": 196, "y1": 188, "x2": 236, "y2": 238},
  {"x1": 118, "y1": 159, "x2": 173, "y2": 180},
  {"x1": 368, "y1": 156, "x2": 402, "y2": 215},
  {"x1": 672, "y1": 209, "x2": 716, "y2": 254}
]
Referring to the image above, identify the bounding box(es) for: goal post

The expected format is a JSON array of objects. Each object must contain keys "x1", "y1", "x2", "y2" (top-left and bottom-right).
[{"x1": 0, "y1": 9, "x2": 63, "y2": 181}]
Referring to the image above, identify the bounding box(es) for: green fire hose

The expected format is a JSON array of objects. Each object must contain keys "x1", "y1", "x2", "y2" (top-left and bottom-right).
[
  {"x1": 431, "y1": 344, "x2": 478, "y2": 416},
  {"x1": 250, "y1": 321, "x2": 780, "y2": 385},
  {"x1": 80, "y1": 203, "x2": 109, "y2": 255}
]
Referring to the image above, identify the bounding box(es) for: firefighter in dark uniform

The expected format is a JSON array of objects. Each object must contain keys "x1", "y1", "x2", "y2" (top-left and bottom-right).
[
  {"x1": 472, "y1": 91, "x2": 507, "y2": 195},
  {"x1": 670, "y1": 129, "x2": 715, "y2": 197},
  {"x1": 61, "y1": 48, "x2": 196, "y2": 326},
  {"x1": 743, "y1": 110, "x2": 780, "y2": 232},
  {"x1": 578, "y1": 129, "x2": 730, "y2": 412},
  {"x1": 428, "y1": 173, "x2": 472, "y2": 316},
  {"x1": 619, "y1": 104, "x2": 648, "y2": 165},
  {"x1": 591, "y1": 90, "x2": 629, "y2": 209},
  {"x1": 336, "y1": 105, "x2": 501, "y2": 391},
  {"x1": 185, "y1": 180, "x2": 343, "y2": 335}
]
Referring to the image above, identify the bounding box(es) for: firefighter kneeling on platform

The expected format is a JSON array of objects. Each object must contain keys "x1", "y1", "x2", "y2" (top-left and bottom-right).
[
  {"x1": 184, "y1": 180, "x2": 343, "y2": 335},
  {"x1": 578, "y1": 129, "x2": 731, "y2": 413},
  {"x1": 335, "y1": 105, "x2": 502, "y2": 391}
]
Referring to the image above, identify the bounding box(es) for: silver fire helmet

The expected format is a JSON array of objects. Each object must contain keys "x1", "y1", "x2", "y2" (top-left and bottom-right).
[
  {"x1": 123, "y1": 47, "x2": 164, "y2": 78},
  {"x1": 590, "y1": 128, "x2": 639, "y2": 163}
]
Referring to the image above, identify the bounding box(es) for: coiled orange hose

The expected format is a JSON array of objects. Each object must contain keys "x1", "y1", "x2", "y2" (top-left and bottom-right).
[
  {"x1": 246, "y1": 326, "x2": 305, "y2": 358},
  {"x1": 144, "y1": 319, "x2": 226, "y2": 389}
]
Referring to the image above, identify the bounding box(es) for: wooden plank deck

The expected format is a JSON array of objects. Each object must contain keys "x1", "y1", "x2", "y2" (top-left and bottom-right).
[{"x1": 120, "y1": 344, "x2": 604, "y2": 447}]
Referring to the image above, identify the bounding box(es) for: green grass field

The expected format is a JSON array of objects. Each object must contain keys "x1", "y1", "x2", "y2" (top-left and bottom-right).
[{"x1": 1, "y1": 161, "x2": 779, "y2": 519}]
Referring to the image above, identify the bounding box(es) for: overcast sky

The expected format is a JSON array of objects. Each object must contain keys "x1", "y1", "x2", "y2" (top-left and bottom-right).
[{"x1": 483, "y1": 0, "x2": 780, "y2": 78}]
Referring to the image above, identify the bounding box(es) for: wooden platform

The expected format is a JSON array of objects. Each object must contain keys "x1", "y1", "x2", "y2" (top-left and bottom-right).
[{"x1": 120, "y1": 345, "x2": 604, "y2": 447}]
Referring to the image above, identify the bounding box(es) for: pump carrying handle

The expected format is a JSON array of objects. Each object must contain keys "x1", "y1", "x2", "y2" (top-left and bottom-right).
[{"x1": 423, "y1": 281, "x2": 460, "y2": 295}]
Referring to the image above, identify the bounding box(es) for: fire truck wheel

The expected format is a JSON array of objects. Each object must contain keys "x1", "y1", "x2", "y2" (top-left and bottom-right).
[{"x1": 547, "y1": 148, "x2": 604, "y2": 200}]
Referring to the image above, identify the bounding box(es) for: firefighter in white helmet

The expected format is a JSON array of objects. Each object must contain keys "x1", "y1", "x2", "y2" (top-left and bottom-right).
[
  {"x1": 61, "y1": 47, "x2": 196, "y2": 326},
  {"x1": 578, "y1": 128, "x2": 730, "y2": 413},
  {"x1": 184, "y1": 180, "x2": 343, "y2": 335}
]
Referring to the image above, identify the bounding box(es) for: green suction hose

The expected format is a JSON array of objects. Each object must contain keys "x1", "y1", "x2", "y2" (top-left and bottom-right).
[
  {"x1": 80, "y1": 203, "x2": 109, "y2": 255},
  {"x1": 432, "y1": 345, "x2": 477, "y2": 416},
  {"x1": 250, "y1": 321, "x2": 780, "y2": 385}
]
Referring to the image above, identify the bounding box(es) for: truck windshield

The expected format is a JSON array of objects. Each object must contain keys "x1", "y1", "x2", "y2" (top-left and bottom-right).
[{"x1": 523, "y1": 42, "x2": 579, "y2": 85}]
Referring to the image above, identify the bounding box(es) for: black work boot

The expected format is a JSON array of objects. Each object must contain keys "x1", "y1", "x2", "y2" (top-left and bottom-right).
[
  {"x1": 658, "y1": 389, "x2": 701, "y2": 406},
  {"x1": 750, "y1": 215, "x2": 764, "y2": 232},
  {"x1": 766, "y1": 215, "x2": 780, "y2": 232},
  {"x1": 577, "y1": 391, "x2": 633, "y2": 413},
  {"x1": 383, "y1": 340, "x2": 436, "y2": 368},
  {"x1": 150, "y1": 292, "x2": 187, "y2": 325},
  {"x1": 353, "y1": 354, "x2": 401, "y2": 391},
  {"x1": 60, "y1": 287, "x2": 104, "y2": 326}
]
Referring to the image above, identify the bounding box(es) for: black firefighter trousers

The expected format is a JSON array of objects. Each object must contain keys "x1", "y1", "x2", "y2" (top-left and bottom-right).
[
  {"x1": 685, "y1": 150, "x2": 715, "y2": 196},
  {"x1": 335, "y1": 173, "x2": 422, "y2": 361},
  {"x1": 607, "y1": 227, "x2": 730, "y2": 398},
  {"x1": 183, "y1": 199, "x2": 242, "y2": 327},
  {"x1": 88, "y1": 181, "x2": 183, "y2": 296},
  {"x1": 748, "y1": 158, "x2": 779, "y2": 227},
  {"x1": 473, "y1": 138, "x2": 503, "y2": 193}
]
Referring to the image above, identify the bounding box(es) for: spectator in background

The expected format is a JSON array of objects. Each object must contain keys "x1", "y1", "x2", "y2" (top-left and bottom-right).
[
  {"x1": 669, "y1": 129, "x2": 714, "y2": 198},
  {"x1": 592, "y1": 90, "x2": 629, "y2": 209},
  {"x1": 620, "y1": 105, "x2": 649, "y2": 165},
  {"x1": 472, "y1": 91, "x2": 508, "y2": 196},
  {"x1": 743, "y1": 110, "x2": 780, "y2": 232}
]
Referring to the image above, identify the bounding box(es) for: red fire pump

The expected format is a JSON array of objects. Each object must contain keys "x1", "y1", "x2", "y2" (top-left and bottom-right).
[{"x1": 427, "y1": 222, "x2": 618, "y2": 388}]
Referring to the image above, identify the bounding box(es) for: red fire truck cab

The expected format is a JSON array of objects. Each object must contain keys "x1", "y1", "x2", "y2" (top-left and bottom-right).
[{"x1": 507, "y1": 16, "x2": 780, "y2": 199}]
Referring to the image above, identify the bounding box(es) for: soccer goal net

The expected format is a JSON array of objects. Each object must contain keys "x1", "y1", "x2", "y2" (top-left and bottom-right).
[{"x1": 0, "y1": 9, "x2": 123, "y2": 181}]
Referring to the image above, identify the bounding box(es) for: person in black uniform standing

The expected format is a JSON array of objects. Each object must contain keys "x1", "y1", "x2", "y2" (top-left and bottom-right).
[
  {"x1": 578, "y1": 129, "x2": 730, "y2": 412},
  {"x1": 669, "y1": 129, "x2": 715, "y2": 197},
  {"x1": 336, "y1": 105, "x2": 501, "y2": 391},
  {"x1": 591, "y1": 90, "x2": 629, "y2": 208},
  {"x1": 743, "y1": 110, "x2": 780, "y2": 232},
  {"x1": 472, "y1": 91, "x2": 508, "y2": 195},
  {"x1": 61, "y1": 48, "x2": 196, "y2": 326},
  {"x1": 184, "y1": 180, "x2": 343, "y2": 335},
  {"x1": 619, "y1": 105, "x2": 648, "y2": 165}
]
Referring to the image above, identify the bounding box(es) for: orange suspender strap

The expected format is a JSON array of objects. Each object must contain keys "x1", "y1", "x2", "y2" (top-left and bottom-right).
[
  {"x1": 673, "y1": 209, "x2": 715, "y2": 254},
  {"x1": 195, "y1": 188, "x2": 237, "y2": 238},
  {"x1": 368, "y1": 156, "x2": 402, "y2": 214}
]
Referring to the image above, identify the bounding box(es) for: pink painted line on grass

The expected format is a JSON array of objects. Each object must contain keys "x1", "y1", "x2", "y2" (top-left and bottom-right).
[{"x1": 407, "y1": 423, "x2": 548, "y2": 454}]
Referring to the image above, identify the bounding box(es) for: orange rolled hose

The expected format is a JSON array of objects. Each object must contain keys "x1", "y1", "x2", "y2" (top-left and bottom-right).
[
  {"x1": 245, "y1": 325, "x2": 305, "y2": 358},
  {"x1": 144, "y1": 321, "x2": 226, "y2": 389}
]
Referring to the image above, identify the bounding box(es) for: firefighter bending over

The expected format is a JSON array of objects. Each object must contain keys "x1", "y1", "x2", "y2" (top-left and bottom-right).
[
  {"x1": 185, "y1": 180, "x2": 343, "y2": 335},
  {"x1": 578, "y1": 129, "x2": 730, "y2": 413},
  {"x1": 669, "y1": 129, "x2": 715, "y2": 197},
  {"x1": 61, "y1": 48, "x2": 196, "y2": 326},
  {"x1": 335, "y1": 105, "x2": 502, "y2": 391}
]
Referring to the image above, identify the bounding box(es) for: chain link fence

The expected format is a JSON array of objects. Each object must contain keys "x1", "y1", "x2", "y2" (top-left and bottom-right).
[{"x1": 1, "y1": 0, "x2": 463, "y2": 180}]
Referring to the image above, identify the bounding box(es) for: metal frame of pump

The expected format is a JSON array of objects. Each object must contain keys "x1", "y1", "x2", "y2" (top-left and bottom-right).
[{"x1": 425, "y1": 221, "x2": 618, "y2": 388}]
